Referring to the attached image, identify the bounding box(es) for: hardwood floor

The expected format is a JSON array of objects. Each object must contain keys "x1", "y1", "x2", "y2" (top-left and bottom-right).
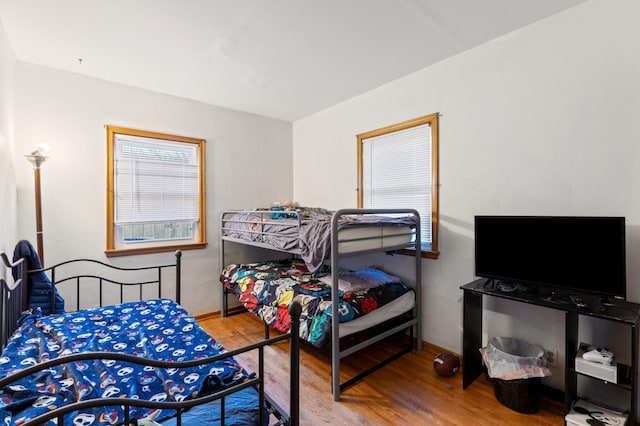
[{"x1": 198, "y1": 312, "x2": 565, "y2": 425}]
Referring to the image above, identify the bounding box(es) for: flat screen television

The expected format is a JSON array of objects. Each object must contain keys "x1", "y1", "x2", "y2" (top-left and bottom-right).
[{"x1": 474, "y1": 216, "x2": 626, "y2": 300}]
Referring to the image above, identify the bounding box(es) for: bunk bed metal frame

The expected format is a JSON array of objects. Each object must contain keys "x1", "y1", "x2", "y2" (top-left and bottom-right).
[{"x1": 220, "y1": 207, "x2": 422, "y2": 401}]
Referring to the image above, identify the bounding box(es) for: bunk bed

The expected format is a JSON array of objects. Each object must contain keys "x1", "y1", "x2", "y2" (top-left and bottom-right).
[
  {"x1": 0, "y1": 248, "x2": 300, "y2": 426},
  {"x1": 220, "y1": 207, "x2": 422, "y2": 401}
]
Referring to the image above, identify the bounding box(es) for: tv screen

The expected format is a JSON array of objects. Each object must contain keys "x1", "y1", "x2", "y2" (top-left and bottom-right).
[{"x1": 474, "y1": 216, "x2": 626, "y2": 300}]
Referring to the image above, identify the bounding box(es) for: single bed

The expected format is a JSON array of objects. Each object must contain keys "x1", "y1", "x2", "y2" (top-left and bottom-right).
[
  {"x1": 1, "y1": 249, "x2": 300, "y2": 426},
  {"x1": 220, "y1": 207, "x2": 422, "y2": 401}
]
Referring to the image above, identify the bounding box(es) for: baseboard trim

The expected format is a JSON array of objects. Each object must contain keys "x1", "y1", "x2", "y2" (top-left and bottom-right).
[
  {"x1": 194, "y1": 305, "x2": 246, "y2": 321},
  {"x1": 422, "y1": 340, "x2": 461, "y2": 358}
]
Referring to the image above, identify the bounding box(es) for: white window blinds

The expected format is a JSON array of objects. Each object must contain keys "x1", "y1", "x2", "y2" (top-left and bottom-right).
[
  {"x1": 362, "y1": 123, "x2": 432, "y2": 243},
  {"x1": 114, "y1": 134, "x2": 200, "y2": 225}
]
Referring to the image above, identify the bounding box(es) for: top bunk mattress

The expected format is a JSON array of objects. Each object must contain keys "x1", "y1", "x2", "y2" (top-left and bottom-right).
[{"x1": 221, "y1": 207, "x2": 419, "y2": 273}]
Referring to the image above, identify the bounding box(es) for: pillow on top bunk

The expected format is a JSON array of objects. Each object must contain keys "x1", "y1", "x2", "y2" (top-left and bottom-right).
[{"x1": 319, "y1": 268, "x2": 402, "y2": 292}]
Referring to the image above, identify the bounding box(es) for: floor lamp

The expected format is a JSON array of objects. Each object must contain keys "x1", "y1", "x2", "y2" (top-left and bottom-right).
[{"x1": 25, "y1": 144, "x2": 49, "y2": 266}]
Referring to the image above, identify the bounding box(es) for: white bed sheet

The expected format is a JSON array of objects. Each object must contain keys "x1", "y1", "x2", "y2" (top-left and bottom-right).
[
  {"x1": 337, "y1": 225, "x2": 414, "y2": 253},
  {"x1": 338, "y1": 290, "x2": 415, "y2": 338}
]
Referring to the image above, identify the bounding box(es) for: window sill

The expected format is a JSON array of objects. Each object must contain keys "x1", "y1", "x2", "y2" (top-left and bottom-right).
[
  {"x1": 105, "y1": 242, "x2": 207, "y2": 257},
  {"x1": 397, "y1": 247, "x2": 440, "y2": 260}
]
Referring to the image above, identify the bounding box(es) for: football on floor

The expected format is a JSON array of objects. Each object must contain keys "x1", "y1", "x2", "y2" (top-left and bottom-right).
[{"x1": 434, "y1": 352, "x2": 460, "y2": 377}]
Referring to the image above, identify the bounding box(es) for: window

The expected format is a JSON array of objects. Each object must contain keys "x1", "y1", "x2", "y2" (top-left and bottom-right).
[
  {"x1": 106, "y1": 125, "x2": 206, "y2": 256},
  {"x1": 357, "y1": 113, "x2": 439, "y2": 259}
]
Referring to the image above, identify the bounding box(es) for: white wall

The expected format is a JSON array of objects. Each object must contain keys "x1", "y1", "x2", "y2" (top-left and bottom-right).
[
  {"x1": 293, "y1": 0, "x2": 640, "y2": 392},
  {"x1": 0, "y1": 21, "x2": 17, "y2": 268},
  {"x1": 12, "y1": 64, "x2": 293, "y2": 316},
  {"x1": 4, "y1": 0, "x2": 639, "y2": 408}
]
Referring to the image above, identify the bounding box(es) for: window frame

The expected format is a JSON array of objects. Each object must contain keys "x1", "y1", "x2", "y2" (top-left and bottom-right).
[
  {"x1": 106, "y1": 125, "x2": 207, "y2": 257},
  {"x1": 357, "y1": 113, "x2": 439, "y2": 259}
]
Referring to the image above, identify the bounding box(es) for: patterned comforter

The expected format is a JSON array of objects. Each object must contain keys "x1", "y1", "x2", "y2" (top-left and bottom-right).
[
  {"x1": 0, "y1": 299, "x2": 251, "y2": 426},
  {"x1": 220, "y1": 259, "x2": 413, "y2": 347}
]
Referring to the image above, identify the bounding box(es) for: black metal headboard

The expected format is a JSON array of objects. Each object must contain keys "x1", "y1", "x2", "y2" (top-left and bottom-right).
[
  {"x1": 1, "y1": 250, "x2": 182, "y2": 350},
  {"x1": 0, "y1": 252, "x2": 28, "y2": 349}
]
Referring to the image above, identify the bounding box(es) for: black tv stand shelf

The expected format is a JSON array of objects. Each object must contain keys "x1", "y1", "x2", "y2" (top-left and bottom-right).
[{"x1": 461, "y1": 279, "x2": 640, "y2": 424}]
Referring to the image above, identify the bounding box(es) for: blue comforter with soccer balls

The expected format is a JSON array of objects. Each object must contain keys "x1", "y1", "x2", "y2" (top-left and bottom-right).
[{"x1": 0, "y1": 299, "x2": 254, "y2": 426}]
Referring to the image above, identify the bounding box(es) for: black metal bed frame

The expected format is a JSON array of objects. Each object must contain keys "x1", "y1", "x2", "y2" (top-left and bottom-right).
[
  {"x1": 0, "y1": 249, "x2": 300, "y2": 425},
  {"x1": 38, "y1": 251, "x2": 182, "y2": 314}
]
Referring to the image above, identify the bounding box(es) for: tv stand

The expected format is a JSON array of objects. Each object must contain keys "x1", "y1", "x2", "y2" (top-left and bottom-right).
[{"x1": 461, "y1": 279, "x2": 640, "y2": 424}]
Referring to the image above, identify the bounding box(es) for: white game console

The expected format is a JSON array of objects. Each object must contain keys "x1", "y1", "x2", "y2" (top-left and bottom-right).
[
  {"x1": 565, "y1": 399, "x2": 628, "y2": 426},
  {"x1": 575, "y1": 343, "x2": 618, "y2": 383},
  {"x1": 582, "y1": 347, "x2": 614, "y2": 365}
]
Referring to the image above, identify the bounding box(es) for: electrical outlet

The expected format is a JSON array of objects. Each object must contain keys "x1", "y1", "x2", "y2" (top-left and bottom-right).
[{"x1": 543, "y1": 347, "x2": 559, "y2": 368}]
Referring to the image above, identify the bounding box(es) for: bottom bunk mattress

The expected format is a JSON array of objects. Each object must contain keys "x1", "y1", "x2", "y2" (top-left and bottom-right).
[
  {"x1": 220, "y1": 259, "x2": 415, "y2": 347},
  {"x1": 0, "y1": 299, "x2": 263, "y2": 426}
]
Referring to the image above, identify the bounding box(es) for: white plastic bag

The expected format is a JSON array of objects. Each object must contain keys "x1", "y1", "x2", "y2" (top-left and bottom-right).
[{"x1": 480, "y1": 336, "x2": 551, "y2": 380}]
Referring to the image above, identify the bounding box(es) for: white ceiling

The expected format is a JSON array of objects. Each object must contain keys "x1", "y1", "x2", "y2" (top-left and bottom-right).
[{"x1": 0, "y1": 0, "x2": 586, "y2": 122}]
